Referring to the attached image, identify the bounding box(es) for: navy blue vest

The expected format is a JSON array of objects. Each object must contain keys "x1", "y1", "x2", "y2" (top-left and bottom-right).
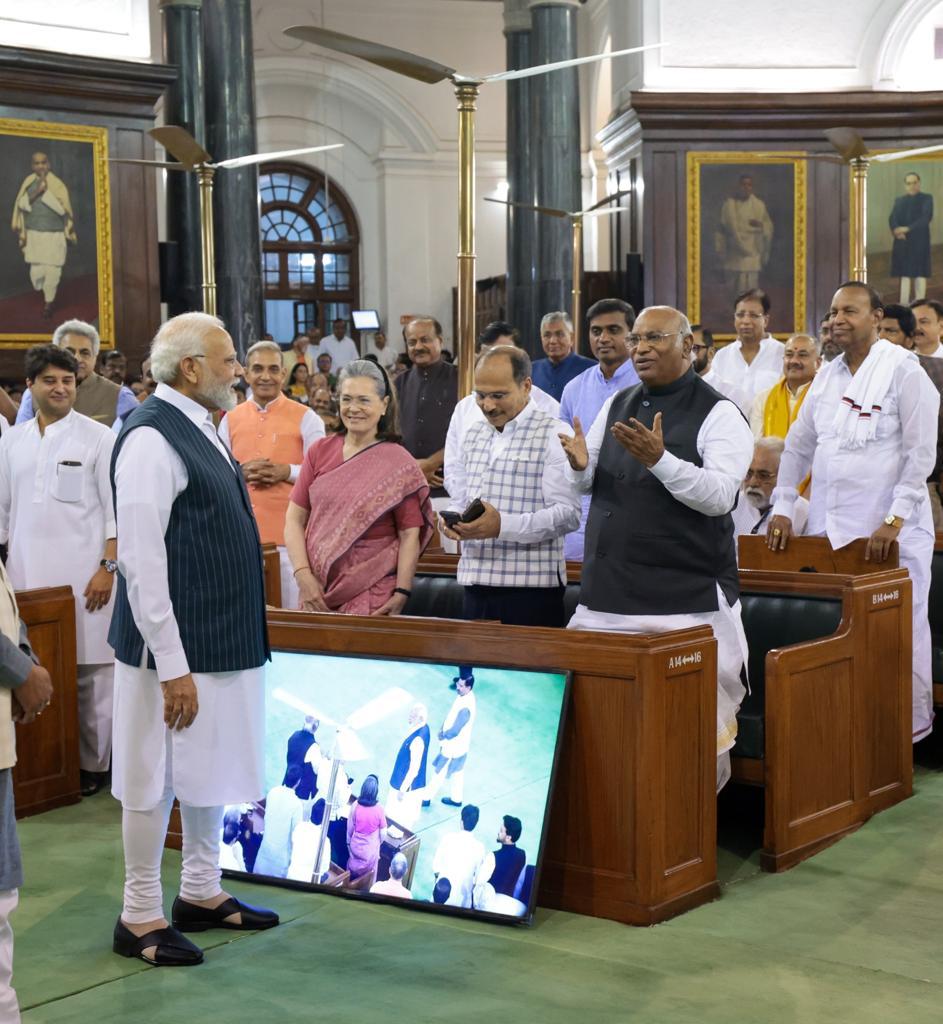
[
  {"x1": 108, "y1": 395, "x2": 270, "y2": 673},
  {"x1": 580, "y1": 369, "x2": 740, "y2": 616},
  {"x1": 389, "y1": 724, "x2": 430, "y2": 791}
]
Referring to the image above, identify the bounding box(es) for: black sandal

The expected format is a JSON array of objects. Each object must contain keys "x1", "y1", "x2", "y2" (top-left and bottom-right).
[{"x1": 113, "y1": 918, "x2": 204, "y2": 966}]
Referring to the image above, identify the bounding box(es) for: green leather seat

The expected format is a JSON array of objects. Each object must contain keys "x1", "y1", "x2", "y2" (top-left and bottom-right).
[{"x1": 734, "y1": 592, "x2": 843, "y2": 760}]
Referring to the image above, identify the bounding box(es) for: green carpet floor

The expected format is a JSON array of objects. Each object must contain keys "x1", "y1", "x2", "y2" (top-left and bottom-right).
[{"x1": 13, "y1": 747, "x2": 943, "y2": 1024}]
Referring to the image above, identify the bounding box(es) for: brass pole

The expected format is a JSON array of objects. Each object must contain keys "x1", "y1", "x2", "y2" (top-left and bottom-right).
[
  {"x1": 456, "y1": 83, "x2": 479, "y2": 399},
  {"x1": 850, "y1": 157, "x2": 869, "y2": 282},
  {"x1": 197, "y1": 163, "x2": 217, "y2": 315},
  {"x1": 571, "y1": 215, "x2": 583, "y2": 353}
]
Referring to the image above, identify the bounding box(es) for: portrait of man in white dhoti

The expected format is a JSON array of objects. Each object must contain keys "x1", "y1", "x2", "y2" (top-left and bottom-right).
[
  {"x1": 11, "y1": 151, "x2": 76, "y2": 320},
  {"x1": 715, "y1": 174, "x2": 774, "y2": 299}
]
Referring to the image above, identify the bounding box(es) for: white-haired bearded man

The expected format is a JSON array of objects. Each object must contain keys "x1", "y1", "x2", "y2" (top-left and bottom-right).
[
  {"x1": 109, "y1": 312, "x2": 277, "y2": 967},
  {"x1": 731, "y1": 437, "x2": 809, "y2": 540}
]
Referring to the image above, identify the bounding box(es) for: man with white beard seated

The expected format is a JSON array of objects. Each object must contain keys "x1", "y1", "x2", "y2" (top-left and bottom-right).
[{"x1": 731, "y1": 437, "x2": 809, "y2": 540}]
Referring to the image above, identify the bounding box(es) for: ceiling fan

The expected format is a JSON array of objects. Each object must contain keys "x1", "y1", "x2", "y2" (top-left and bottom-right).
[
  {"x1": 285, "y1": 24, "x2": 663, "y2": 394},
  {"x1": 486, "y1": 192, "x2": 630, "y2": 350},
  {"x1": 113, "y1": 125, "x2": 343, "y2": 314}
]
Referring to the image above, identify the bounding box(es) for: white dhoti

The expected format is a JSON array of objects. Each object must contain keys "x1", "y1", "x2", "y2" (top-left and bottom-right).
[
  {"x1": 277, "y1": 546, "x2": 300, "y2": 610},
  {"x1": 112, "y1": 661, "x2": 265, "y2": 811},
  {"x1": 568, "y1": 583, "x2": 748, "y2": 792},
  {"x1": 387, "y1": 787, "x2": 423, "y2": 829},
  {"x1": 23, "y1": 231, "x2": 66, "y2": 303},
  {"x1": 77, "y1": 663, "x2": 114, "y2": 773},
  {"x1": 900, "y1": 526, "x2": 934, "y2": 741},
  {"x1": 112, "y1": 661, "x2": 265, "y2": 922},
  {"x1": 0, "y1": 889, "x2": 19, "y2": 1024}
]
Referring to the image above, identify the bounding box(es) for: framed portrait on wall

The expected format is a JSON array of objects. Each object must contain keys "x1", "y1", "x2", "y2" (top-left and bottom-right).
[
  {"x1": 860, "y1": 155, "x2": 943, "y2": 308},
  {"x1": 687, "y1": 152, "x2": 807, "y2": 340},
  {"x1": 0, "y1": 117, "x2": 114, "y2": 348}
]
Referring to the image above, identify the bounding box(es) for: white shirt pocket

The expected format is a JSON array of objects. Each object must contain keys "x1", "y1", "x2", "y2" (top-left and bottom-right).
[{"x1": 53, "y1": 460, "x2": 85, "y2": 503}]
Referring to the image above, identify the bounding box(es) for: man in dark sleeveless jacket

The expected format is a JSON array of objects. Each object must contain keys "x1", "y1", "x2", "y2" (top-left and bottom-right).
[
  {"x1": 560, "y1": 306, "x2": 754, "y2": 791},
  {"x1": 109, "y1": 313, "x2": 277, "y2": 968}
]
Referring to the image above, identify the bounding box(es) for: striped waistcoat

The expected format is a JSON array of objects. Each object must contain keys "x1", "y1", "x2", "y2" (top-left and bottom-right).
[
  {"x1": 108, "y1": 396, "x2": 270, "y2": 674},
  {"x1": 457, "y1": 409, "x2": 565, "y2": 588}
]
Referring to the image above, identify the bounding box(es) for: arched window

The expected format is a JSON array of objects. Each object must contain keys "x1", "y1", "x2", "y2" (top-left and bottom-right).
[{"x1": 259, "y1": 162, "x2": 360, "y2": 343}]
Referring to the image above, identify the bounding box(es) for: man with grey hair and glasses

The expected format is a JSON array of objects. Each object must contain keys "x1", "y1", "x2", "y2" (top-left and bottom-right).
[
  {"x1": 109, "y1": 312, "x2": 277, "y2": 968},
  {"x1": 16, "y1": 319, "x2": 137, "y2": 429},
  {"x1": 731, "y1": 436, "x2": 809, "y2": 540},
  {"x1": 560, "y1": 306, "x2": 754, "y2": 791},
  {"x1": 530, "y1": 311, "x2": 594, "y2": 403}
]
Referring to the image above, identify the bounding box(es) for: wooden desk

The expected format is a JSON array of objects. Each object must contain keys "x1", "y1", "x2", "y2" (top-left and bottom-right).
[
  {"x1": 266, "y1": 609, "x2": 720, "y2": 927},
  {"x1": 13, "y1": 586, "x2": 79, "y2": 818},
  {"x1": 738, "y1": 535, "x2": 899, "y2": 574},
  {"x1": 262, "y1": 543, "x2": 282, "y2": 608}
]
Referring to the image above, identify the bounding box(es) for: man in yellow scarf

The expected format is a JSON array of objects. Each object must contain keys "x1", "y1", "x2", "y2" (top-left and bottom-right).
[
  {"x1": 749, "y1": 333, "x2": 820, "y2": 439},
  {"x1": 10, "y1": 152, "x2": 76, "y2": 319}
]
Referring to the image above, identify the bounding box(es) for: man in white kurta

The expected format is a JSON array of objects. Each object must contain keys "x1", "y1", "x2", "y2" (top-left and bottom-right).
[
  {"x1": 110, "y1": 313, "x2": 277, "y2": 968},
  {"x1": 431, "y1": 804, "x2": 493, "y2": 908},
  {"x1": 768, "y1": 282, "x2": 940, "y2": 741},
  {"x1": 0, "y1": 345, "x2": 117, "y2": 795},
  {"x1": 562, "y1": 307, "x2": 754, "y2": 791},
  {"x1": 423, "y1": 677, "x2": 477, "y2": 808},
  {"x1": 708, "y1": 290, "x2": 784, "y2": 412}
]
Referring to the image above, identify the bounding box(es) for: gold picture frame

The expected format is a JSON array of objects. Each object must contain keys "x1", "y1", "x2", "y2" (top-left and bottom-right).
[
  {"x1": 0, "y1": 117, "x2": 114, "y2": 348},
  {"x1": 687, "y1": 151, "x2": 806, "y2": 341}
]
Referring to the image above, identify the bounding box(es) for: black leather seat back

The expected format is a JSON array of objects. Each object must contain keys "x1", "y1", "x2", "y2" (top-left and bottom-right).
[
  {"x1": 734, "y1": 591, "x2": 843, "y2": 760},
  {"x1": 928, "y1": 550, "x2": 943, "y2": 683}
]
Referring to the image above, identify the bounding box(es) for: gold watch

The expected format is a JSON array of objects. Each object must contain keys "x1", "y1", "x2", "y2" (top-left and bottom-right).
[{"x1": 883, "y1": 514, "x2": 904, "y2": 529}]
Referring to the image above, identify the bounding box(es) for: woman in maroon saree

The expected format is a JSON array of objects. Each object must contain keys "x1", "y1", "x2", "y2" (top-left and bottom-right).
[{"x1": 284, "y1": 359, "x2": 435, "y2": 614}]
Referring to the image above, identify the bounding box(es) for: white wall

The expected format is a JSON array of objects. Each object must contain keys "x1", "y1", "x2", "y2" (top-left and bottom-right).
[
  {"x1": 253, "y1": 0, "x2": 507, "y2": 347},
  {"x1": 0, "y1": 0, "x2": 153, "y2": 61}
]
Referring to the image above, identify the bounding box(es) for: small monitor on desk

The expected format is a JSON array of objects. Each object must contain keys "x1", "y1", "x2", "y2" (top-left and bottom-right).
[
  {"x1": 221, "y1": 650, "x2": 569, "y2": 925},
  {"x1": 351, "y1": 309, "x2": 381, "y2": 331}
]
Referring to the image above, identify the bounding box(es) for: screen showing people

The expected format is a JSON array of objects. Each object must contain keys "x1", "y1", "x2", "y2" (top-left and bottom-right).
[{"x1": 221, "y1": 652, "x2": 569, "y2": 924}]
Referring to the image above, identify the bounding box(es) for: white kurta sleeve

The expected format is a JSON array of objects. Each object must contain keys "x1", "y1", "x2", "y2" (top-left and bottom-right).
[
  {"x1": 770, "y1": 383, "x2": 819, "y2": 519},
  {"x1": 499, "y1": 425, "x2": 581, "y2": 543},
  {"x1": 217, "y1": 415, "x2": 231, "y2": 450},
  {"x1": 648, "y1": 400, "x2": 753, "y2": 515},
  {"x1": 443, "y1": 405, "x2": 467, "y2": 506},
  {"x1": 889, "y1": 361, "x2": 940, "y2": 521},
  {"x1": 291, "y1": 409, "x2": 326, "y2": 483},
  {"x1": 563, "y1": 395, "x2": 614, "y2": 494},
  {"x1": 114, "y1": 426, "x2": 190, "y2": 682},
  {"x1": 0, "y1": 436, "x2": 11, "y2": 545},
  {"x1": 95, "y1": 429, "x2": 117, "y2": 538}
]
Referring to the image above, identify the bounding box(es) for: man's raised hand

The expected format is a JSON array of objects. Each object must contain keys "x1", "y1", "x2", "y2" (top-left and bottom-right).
[{"x1": 559, "y1": 416, "x2": 588, "y2": 471}]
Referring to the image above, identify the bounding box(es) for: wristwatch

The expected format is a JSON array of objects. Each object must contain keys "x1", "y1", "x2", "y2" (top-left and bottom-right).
[
  {"x1": 883, "y1": 514, "x2": 904, "y2": 529},
  {"x1": 100, "y1": 559, "x2": 118, "y2": 573}
]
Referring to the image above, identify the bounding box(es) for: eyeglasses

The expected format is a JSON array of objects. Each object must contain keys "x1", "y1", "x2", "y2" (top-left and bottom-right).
[
  {"x1": 691, "y1": 343, "x2": 708, "y2": 354},
  {"x1": 744, "y1": 469, "x2": 776, "y2": 482},
  {"x1": 627, "y1": 331, "x2": 682, "y2": 347}
]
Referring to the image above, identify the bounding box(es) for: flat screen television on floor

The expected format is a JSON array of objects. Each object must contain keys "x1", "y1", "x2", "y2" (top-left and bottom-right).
[{"x1": 221, "y1": 651, "x2": 570, "y2": 925}]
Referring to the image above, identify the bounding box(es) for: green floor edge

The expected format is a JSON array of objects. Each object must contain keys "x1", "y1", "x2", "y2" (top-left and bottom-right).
[{"x1": 13, "y1": 742, "x2": 943, "y2": 1024}]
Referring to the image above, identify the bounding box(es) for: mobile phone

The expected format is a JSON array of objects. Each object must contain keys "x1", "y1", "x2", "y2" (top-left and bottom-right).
[
  {"x1": 461, "y1": 497, "x2": 486, "y2": 523},
  {"x1": 440, "y1": 510, "x2": 461, "y2": 528}
]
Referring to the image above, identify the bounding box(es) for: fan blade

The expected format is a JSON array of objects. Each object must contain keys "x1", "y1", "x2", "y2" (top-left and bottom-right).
[
  {"x1": 150, "y1": 126, "x2": 212, "y2": 169},
  {"x1": 484, "y1": 196, "x2": 569, "y2": 218},
  {"x1": 871, "y1": 143, "x2": 943, "y2": 163},
  {"x1": 582, "y1": 207, "x2": 631, "y2": 218},
  {"x1": 483, "y1": 42, "x2": 666, "y2": 84},
  {"x1": 284, "y1": 25, "x2": 455, "y2": 84},
  {"x1": 751, "y1": 152, "x2": 845, "y2": 164},
  {"x1": 583, "y1": 191, "x2": 629, "y2": 213},
  {"x1": 824, "y1": 127, "x2": 870, "y2": 162},
  {"x1": 345, "y1": 687, "x2": 413, "y2": 731},
  {"x1": 108, "y1": 158, "x2": 189, "y2": 171},
  {"x1": 272, "y1": 686, "x2": 338, "y2": 728},
  {"x1": 215, "y1": 143, "x2": 344, "y2": 170}
]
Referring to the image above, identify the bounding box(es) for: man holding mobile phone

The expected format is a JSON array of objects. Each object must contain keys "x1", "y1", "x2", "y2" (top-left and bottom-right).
[{"x1": 441, "y1": 346, "x2": 580, "y2": 627}]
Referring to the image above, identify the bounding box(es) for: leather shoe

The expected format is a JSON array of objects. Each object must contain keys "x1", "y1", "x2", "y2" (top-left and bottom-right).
[
  {"x1": 81, "y1": 770, "x2": 109, "y2": 797},
  {"x1": 441, "y1": 797, "x2": 463, "y2": 807},
  {"x1": 113, "y1": 918, "x2": 203, "y2": 966},
  {"x1": 172, "y1": 895, "x2": 279, "y2": 933}
]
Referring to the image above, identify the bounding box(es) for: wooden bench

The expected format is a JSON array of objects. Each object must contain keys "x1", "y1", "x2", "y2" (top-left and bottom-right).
[
  {"x1": 263, "y1": 609, "x2": 721, "y2": 927},
  {"x1": 12, "y1": 585, "x2": 79, "y2": 818},
  {"x1": 408, "y1": 549, "x2": 913, "y2": 872}
]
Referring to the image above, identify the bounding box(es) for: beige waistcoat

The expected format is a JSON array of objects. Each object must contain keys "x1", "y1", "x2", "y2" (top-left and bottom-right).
[{"x1": 0, "y1": 561, "x2": 22, "y2": 770}]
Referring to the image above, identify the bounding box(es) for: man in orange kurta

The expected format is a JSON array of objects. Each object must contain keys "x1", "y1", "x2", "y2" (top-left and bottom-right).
[{"x1": 218, "y1": 342, "x2": 324, "y2": 608}]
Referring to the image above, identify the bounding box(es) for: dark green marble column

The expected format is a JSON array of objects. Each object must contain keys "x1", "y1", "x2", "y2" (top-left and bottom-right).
[
  {"x1": 529, "y1": 0, "x2": 581, "y2": 323},
  {"x1": 202, "y1": 0, "x2": 262, "y2": 355},
  {"x1": 160, "y1": 0, "x2": 205, "y2": 317}
]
